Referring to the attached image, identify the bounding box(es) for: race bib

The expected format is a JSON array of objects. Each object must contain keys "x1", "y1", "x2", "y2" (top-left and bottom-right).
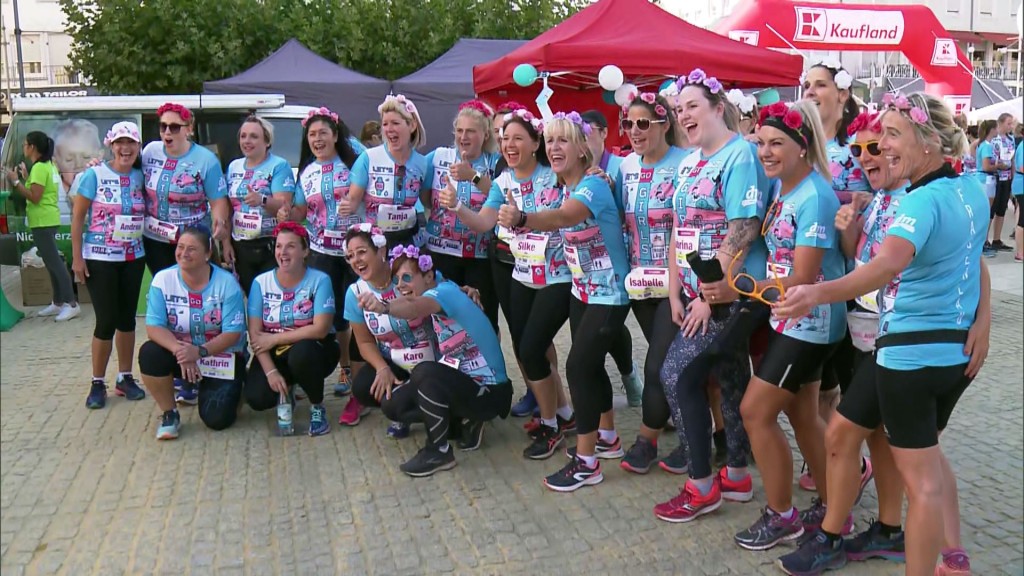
[
  {"x1": 767, "y1": 260, "x2": 792, "y2": 278},
  {"x1": 322, "y1": 229, "x2": 346, "y2": 253},
  {"x1": 853, "y1": 259, "x2": 880, "y2": 313},
  {"x1": 144, "y1": 216, "x2": 179, "y2": 242},
  {"x1": 674, "y1": 227, "x2": 699, "y2": 269},
  {"x1": 564, "y1": 245, "x2": 584, "y2": 279},
  {"x1": 377, "y1": 204, "x2": 417, "y2": 232},
  {"x1": 440, "y1": 355, "x2": 461, "y2": 370},
  {"x1": 511, "y1": 232, "x2": 549, "y2": 267},
  {"x1": 232, "y1": 211, "x2": 263, "y2": 241},
  {"x1": 625, "y1": 267, "x2": 670, "y2": 300},
  {"x1": 496, "y1": 225, "x2": 515, "y2": 244},
  {"x1": 112, "y1": 215, "x2": 144, "y2": 243},
  {"x1": 390, "y1": 342, "x2": 436, "y2": 372},
  {"x1": 197, "y1": 354, "x2": 236, "y2": 380}
]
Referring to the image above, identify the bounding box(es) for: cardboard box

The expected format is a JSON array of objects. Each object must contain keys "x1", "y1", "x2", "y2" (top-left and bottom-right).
[{"x1": 21, "y1": 265, "x2": 52, "y2": 307}]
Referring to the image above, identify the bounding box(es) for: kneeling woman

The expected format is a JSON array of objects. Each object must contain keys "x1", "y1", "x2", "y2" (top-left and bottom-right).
[
  {"x1": 359, "y1": 246, "x2": 513, "y2": 477},
  {"x1": 244, "y1": 222, "x2": 339, "y2": 436},
  {"x1": 139, "y1": 226, "x2": 247, "y2": 440}
]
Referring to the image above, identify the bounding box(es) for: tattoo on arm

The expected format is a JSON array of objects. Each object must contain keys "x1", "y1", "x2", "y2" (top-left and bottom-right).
[{"x1": 721, "y1": 217, "x2": 760, "y2": 257}]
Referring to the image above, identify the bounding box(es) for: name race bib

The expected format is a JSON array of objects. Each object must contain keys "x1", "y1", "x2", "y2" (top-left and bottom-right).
[
  {"x1": 767, "y1": 261, "x2": 792, "y2": 278},
  {"x1": 439, "y1": 355, "x2": 461, "y2": 370},
  {"x1": 390, "y1": 342, "x2": 436, "y2": 372},
  {"x1": 112, "y1": 215, "x2": 144, "y2": 243},
  {"x1": 625, "y1": 267, "x2": 670, "y2": 300},
  {"x1": 377, "y1": 204, "x2": 417, "y2": 232},
  {"x1": 197, "y1": 354, "x2": 236, "y2": 380},
  {"x1": 563, "y1": 246, "x2": 584, "y2": 279},
  {"x1": 322, "y1": 229, "x2": 346, "y2": 253},
  {"x1": 853, "y1": 259, "x2": 880, "y2": 313},
  {"x1": 511, "y1": 232, "x2": 551, "y2": 285},
  {"x1": 674, "y1": 227, "x2": 699, "y2": 269},
  {"x1": 145, "y1": 216, "x2": 179, "y2": 242},
  {"x1": 232, "y1": 211, "x2": 263, "y2": 241}
]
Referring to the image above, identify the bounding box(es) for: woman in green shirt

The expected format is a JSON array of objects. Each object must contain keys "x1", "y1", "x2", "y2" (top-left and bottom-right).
[{"x1": 5, "y1": 131, "x2": 79, "y2": 321}]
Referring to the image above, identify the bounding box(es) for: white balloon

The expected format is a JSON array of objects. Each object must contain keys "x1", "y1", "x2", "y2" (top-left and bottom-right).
[
  {"x1": 598, "y1": 65, "x2": 624, "y2": 92},
  {"x1": 614, "y1": 83, "x2": 637, "y2": 107}
]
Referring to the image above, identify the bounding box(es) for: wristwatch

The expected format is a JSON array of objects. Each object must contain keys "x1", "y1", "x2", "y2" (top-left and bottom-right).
[
  {"x1": 472, "y1": 171, "x2": 482, "y2": 185},
  {"x1": 261, "y1": 195, "x2": 268, "y2": 206},
  {"x1": 198, "y1": 345, "x2": 210, "y2": 358}
]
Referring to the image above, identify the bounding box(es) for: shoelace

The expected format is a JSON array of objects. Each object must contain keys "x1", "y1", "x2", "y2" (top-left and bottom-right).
[{"x1": 668, "y1": 486, "x2": 694, "y2": 508}]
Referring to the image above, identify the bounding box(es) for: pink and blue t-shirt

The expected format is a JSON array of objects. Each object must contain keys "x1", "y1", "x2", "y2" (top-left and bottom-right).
[
  {"x1": 350, "y1": 146, "x2": 427, "y2": 233},
  {"x1": 294, "y1": 156, "x2": 358, "y2": 256},
  {"x1": 422, "y1": 148, "x2": 499, "y2": 258},
  {"x1": 142, "y1": 142, "x2": 226, "y2": 242},
  {"x1": 248, "y1": 268, "x2": 335, "y2": 334},
  {"x1": 423, "y1": 280, "x2": 506, "y2": 386},
  {"x1": 75, "y1": 162, "x2": 147, "y2": 262},
  {"x1": 146, "y1": 264, "x2": 247, "y2": 353},
  {"x1": 226, "y1": 154, "x2": 294, "y2": 241},
  {"x1": 616, "y1": 146, "x2": 688, "y2": 269},
  {"x1": 826, "y1": 138, "x2": 870, "y2": 203},
  {"x1": 343, "y1": 278, "x2": 437, "y2": 372},
  {"x1": 561, "y1": 175, "x2": 630, "y2": 306}
]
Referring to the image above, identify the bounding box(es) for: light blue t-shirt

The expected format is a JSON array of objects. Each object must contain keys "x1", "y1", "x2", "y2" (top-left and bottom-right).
[
  {"x1": 561, "y1": 175, "x2": 630, "y2": 306},
  {"x1": 141, "y1": 142, "x2": 227, "y2": 240},
  {"x1": 878, "y1": 173, "x2": 988, "y2": 370},
  {"x1": 146, "y1": 264, "x2": 247, "y2": 353},
  {"x1": 672, "y1": 136, "x2": 768, "y2": 299},
  {"x1": 603, "y1": 152, "x2": 623, "y2": 184},
  {"x1": 350, "y1": 146, "x2": 428, "y2": 231},
  {"x1": 763, "y1": 172, "x2": 846, "y2": 345},
  {"x1": 616, "y1": 146, "x2": 688, "y2": 268},
  {"x1": 343, "y1": 278, "x2": 437, "y2": 372},
  {"x1": 1012, "y1": 141, "x2": 1023, "y2": 196},
  {"x1": 348, "y1": 136, "x2": 366, "y2": 157},
  {"x1": 226, "y1": 154, "x2": 295, "y2": 240},
  {"x1": 852, "y1": 184, "x2": 908, "y2": 313},
  {"x1": 977, "y1": 140, "x2": 995, "y2": 184},
  {"x1": 76, "y1": 163, "x2": 146, "y2": 262},
  {"x1": 423, "y1": 280, "x2": 507, "y2": 386},
  {"x1": 248, "y1": 268, "x2": 335, "y2": 333},
  {"x1": 422, "y1": 148, "x2": 500, "y2": 259},
  {"x1": 826, "y1": 137, "x2": 870, "y2": 202}
]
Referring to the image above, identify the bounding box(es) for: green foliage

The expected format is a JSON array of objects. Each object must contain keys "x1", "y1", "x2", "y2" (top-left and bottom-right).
[{"x1": 58, "y1": 0, "x2": 588, "y2": 95}]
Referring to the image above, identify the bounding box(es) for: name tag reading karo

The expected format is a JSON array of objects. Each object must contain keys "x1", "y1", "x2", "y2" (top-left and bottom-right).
[{"x1": 198, "y1": 354, "x2": 236, "y2": 380}]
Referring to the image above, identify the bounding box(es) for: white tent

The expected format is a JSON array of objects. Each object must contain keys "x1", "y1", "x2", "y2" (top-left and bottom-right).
[{"x1": 967, "y1": 97, "x2": 1023, "y2": 124}]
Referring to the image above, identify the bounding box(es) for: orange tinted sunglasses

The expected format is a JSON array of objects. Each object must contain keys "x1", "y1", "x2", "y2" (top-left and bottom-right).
[
  {"x1": 727, "y1": 249, "x2": 785, "y2": 305},
  {"x1": 762, "y1": 198, "x2": 781, "y2": 237}
]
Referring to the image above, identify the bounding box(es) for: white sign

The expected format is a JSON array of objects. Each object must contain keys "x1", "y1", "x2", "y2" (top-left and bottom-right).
[
  {"x1": 793, "y1": 7, "x2": 904, "y2": 45},
  {"x1": 931, "y1": 38, "x2": 958, "y2": 67},
  {"x1": 944, "y1": 95, "x2": 972, "y2": 116},
  {"x1": 728, "y1": 30, "x2": 760, "y2": 46}
]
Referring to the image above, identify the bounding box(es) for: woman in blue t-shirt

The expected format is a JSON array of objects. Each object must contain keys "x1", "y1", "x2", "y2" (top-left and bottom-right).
[
  {"x1": 139, "y1": 225, "x2": 247, "y2": 440},
  {"x1": 1013, "y1": 140, "x2": 1023, "y2": 260},
  {"x1": 243, "y1": 222, "x2": 338, "y2": 437},
  {"x1": 497, "y1": 112, "x2": 632, "y2": 493},
  {"x1": 776, "y1": 93, "x2": 991, "y2": 576}
]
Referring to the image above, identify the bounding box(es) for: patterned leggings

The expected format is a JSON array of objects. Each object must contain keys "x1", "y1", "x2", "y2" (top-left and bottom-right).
[{"x1": 660, "y1": 303, "x2": 751, "y2": 480}]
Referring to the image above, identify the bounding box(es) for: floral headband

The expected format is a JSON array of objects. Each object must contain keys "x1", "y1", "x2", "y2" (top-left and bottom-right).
[
  {"x1": 881, "y1": 93, "x2": 929, "y2": 125},
  {"x1": 497, "y1": 101, "x2": 527, "y2": 114},
  {"x1": 550, "y1": 111, "x2": 592, "y2": 136},
  {"x1": 726, "y1": 89, "x2": 757, "y2": 115},
  {"x1": 459, "y1": 100, "x2": 493, "y2": 117},
  {"x1": 622, "y1": 93, "x2": 668, "y2": 119},
  {"x1": 504, "y1": 108, "x2": 544, "y2": 133},
  {"x1": 301, "y1": 106, "x2": 339, "y2": 128},
  {"x1": 379, "y1": 94, "x2": 418, "y2": 116},
  {"x1": 676, "y1": 68, "x2": 723, "y2": 95},
  {"x1": 273, "y1": 221, "x2": 309, "y2": 241},
  {"x1": 758, "y1": 102, "x2": 812, "y2": 148},
  {"x1": 342, "y1": 223, "x2": 386, "y2": 253},
  {"x1": 157, "y1": 103, "x2": 192, "y2": 122},
  {"x1": 846, "y1": 111, "x2": 883, "y2": 137},
  {"x1": 389, "y1": 244, "x2": 433, "y2": 272},
  {"x1": 800, "y1": 59, "x2": 854, "y2": 90}
]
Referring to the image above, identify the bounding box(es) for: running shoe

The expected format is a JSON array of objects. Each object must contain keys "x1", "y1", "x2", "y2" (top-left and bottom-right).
[
  {"x1": 658, "y1": 444, "x2": 688, "y2": 475},
  {"x1": 55, "y1": 303, "x2": 81, "y2": 322},
  {"x1": 718, "y1": 467, "x2": 754, "y2": 502},
  {"x1": 173, "y1": 378, "x2": 184, "y2": 393},
  {"x1": 653, "y1": 480, "x2": 722, "y2": 523},
  {"x1": 175, "y1": 381, "x2": 198, "y2": 405},
  {"x1": 156, "y1": 410, "x2": 181, "y2": 440},
  {"x1": 510, "y1": 389, "x2": 538, "y2": 417},
  {"x1": 308, "y1": 404, "x2": 330, "y2": 436},
  {"x1": 543, "y1": 457, "x2": 603, "y2": 492},
  {"x1": 37, "y1": 302, "x2": 61, "y2": 317},
  {"x1": 853, "y1": 456, "x2": 874, "y2": 506},
  {"x1": 799, "y1": 498, "x2": 855, "y2": 535},
  {"x1": 845, "y1": 519, "x2": 905, "y2": 563},
  {"x1": 734, "y1": 507, "x2": 804, "y2": 551},
  {"x1": 992, "y1": 240, "x2": 1013, "y2": 252},
  {"x1": 457, "y1": 420, "x2": 484, "y2": 451},
  {"x1": 620, "y1": 436, "x2": 658, "y2": 474},
  {"x1": 338, "y1": 397, "x2": 369, "y2": 426},
  {"x1": 799, "y1": 463, "x2": 816, "y2": 491},
  {"x1": 525, "y1": 413, "x2": 576, "y2": 435},
  {"x1": 85, "y1": 379, "x2": 107, "y2": 409},
  {"x1": 566, "y1": 436, "x2": 624, "y2": 460},
  {"x1": 523, "y1": 424, "x2": 564, "y2": 460},
  {"x1": 114, "y1": 374, "x2": 146, "y2": 401},
  {"x1": 400, "y1": 445, "x2": 457, "y2": 477},
  {"x1": 387, "y1": 421, "x2": 410, "y2": 439},
  {"x1": 934, "y1": 549, "x2": 971, "y2": 576},
  {"x1": 777, "y1": 529, "x2": 847, "y2": 575},
  {"x1": 333, "y1": 366, "x2": 353, "y2": 397},
  {"x1": 622, "y1": 361, "x2": 643, "y2": 407}
]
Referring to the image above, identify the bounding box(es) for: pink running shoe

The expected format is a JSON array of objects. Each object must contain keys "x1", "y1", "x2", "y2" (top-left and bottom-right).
[
  {"x1": 935, "y1": 549, "x2": 972, "y2": 576},
  {"x1": 853, "y1": 456, "x2": 875, "y2": 506},
  {"x1": 799, "y1": 470, "x2": 817, "y2": 492},
  {"x1": 717, "y1": 468, "x2": 754, "y2": 502},
  {"x1": 339, "y1": 397, "x2": 370, "y2": 426}
]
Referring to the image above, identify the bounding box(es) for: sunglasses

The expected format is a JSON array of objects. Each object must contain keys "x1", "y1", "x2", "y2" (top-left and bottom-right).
[
  {"x1": 620, "y1": 118, "x2": 667, "y2": 131},
  {"x1": 761, "y1": 198, "x2": 781, "y2": 237},
  {"x1": 850, "y1": 141, "x2": 881, "y2": 158},
  {"x1": 393, "y1": 273, "x2": 414, "y2": 284},
  {"x1": 160, "y1": 123, "x2": 186, "y2": 134},
  {"x1": 727, "y1": 250, "x2": 786, "y2": 306}
]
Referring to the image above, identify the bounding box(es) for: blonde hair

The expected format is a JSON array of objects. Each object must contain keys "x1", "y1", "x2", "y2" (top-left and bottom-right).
[
  {"x1": 790, "y1": 100, "x2": 832, "y2": 182},
  {"x1": 721, "y1": 100, "x2": 741, "y2": 133},
  {"x1": 885, "y1": 93, "x2": 968, "y2": 158},
  {"x1": 239, "y1": 115, "x2": 275, "y2": 148},
  {"x1": 379, "y1": 99, "x2": 427, "y2": 150},
  {"x1": 544, "y1": 117, "x2": 594, "y2": 174},
  {"x1": 453, "y1": 107, "x2": 497, "y2": 154}
]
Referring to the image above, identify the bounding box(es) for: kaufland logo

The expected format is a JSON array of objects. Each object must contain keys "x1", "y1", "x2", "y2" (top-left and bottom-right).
[{"x1": 794, "y1": 7, "x2": 905, "y2": 45}]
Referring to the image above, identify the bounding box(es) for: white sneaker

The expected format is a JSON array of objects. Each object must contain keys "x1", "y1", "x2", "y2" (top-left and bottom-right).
[
  {"x1": 37, "y1": 303, "x2": 61, "y2": 317},
  {"x1": 55, "y1": 303, "x2": 81, "y2": 322}
]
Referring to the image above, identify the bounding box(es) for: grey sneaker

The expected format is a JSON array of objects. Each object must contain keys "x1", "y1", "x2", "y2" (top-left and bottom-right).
[
  {"x1": 399, "y1": 445, "x2": 457, "y2": 477},
  {"x1": 734, "y1": 507, "x2": 804, "y2": 551},
  {"x1": 620, "y1": 436, "x2": 659, "y2": 474},
  {"x1": 658, "y1": 444, "x2": 689, "y2": 475}
]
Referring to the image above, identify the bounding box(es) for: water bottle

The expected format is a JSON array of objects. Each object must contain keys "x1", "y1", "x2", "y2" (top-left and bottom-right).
[{"x1": 277, "y1": 390, "x2": 293, "y2": 436}]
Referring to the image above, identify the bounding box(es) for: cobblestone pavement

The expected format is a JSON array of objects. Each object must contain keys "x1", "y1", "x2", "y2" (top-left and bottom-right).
[{"x1": 1, "y1": 258, "x2": 1022, "y2": 576}]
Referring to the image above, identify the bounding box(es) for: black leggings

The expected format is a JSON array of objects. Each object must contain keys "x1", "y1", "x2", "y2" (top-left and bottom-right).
[
  {"x1": 307, "y1": 251, "x2": 355, "y2": 332},
  {"x1": 631, "y1": 298, "x2": 678, "y2": 429},
  {"x1": 350, "y1": 361, "x2": 419, "y2": 423},
  {"x1": 507, "y1": 281, "x2": 571, "y2": 381},
  {"x1": 137, "y1": 341, "x2": 244, "y2": 431},
  {"x1": 431, "y1": 252, "x2": 499, "y2": 333},
  {"x1": 85, "y1": 258, "x2": 146, "y2": 340},
  {"x1": 1017, "y1": 195, "x2": 1024, "y2": 228},
  {"x1": 821, "y1": 330, "x2": 857, "y2": 394},
  {"x1": 992, "y1": 180, "x2": 1012, "y2": 218},
  {"x1": 244, "y1": 336, "x2": 340, "y2": 408},
  {"x1": 142, "y1": 237, "x2": 177, "y2": 276},
  {"x1": 411, "y1": 361, "x2": 514, "y2": 447},
  {"x1": 566, "y1": 297, "x2": 631, "y2": 435},
  {"x1": 232, "y1": 237, "x2": 276, "y2": 297},
  {"x1": 490, "y1": 254, "x2": 515, "y2": 328}
]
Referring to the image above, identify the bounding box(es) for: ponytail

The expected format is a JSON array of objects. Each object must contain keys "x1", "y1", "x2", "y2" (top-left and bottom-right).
[
  {"x1": 836, "y1": 98, "x2": 859, "y2": 146},
  {"x1": 25, "y1": 131, "x2": 55, "y2": 163}
]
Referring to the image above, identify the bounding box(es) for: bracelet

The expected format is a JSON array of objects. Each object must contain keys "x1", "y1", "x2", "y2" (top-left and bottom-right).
[
  {"x1": 517, "y1": 211, "x2": 528, "y2": 228},
  {"x1": 267, "y1": 369, "x2": 280, "y2": 376}
]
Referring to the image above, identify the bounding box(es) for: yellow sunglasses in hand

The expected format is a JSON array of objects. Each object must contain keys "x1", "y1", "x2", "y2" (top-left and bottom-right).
[{"x1": 727, "y1": 250, "x2": 786, "y2": 306}]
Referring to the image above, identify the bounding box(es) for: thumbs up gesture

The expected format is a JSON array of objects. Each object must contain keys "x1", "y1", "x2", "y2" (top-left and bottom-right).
[
  {"x1": 277, "y1": 201, "x2": 293, "y2": 222},
  {"x1": 438, "y1": 181, "x2": 459, "y2": 210},
  {"x1": 338, "y1": 195, "x2": 355, "y2": 216},
  {"x1": 497, "y1": 189, "x2": 522, "y2": 229}
]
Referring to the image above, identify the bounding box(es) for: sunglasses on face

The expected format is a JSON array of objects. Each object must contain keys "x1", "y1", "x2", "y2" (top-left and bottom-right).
[
  {"x1": 160, "y1": 123, "x2": 186, "y2": 134},
  {"x1": 849, "y1": 141, "x2": 881, "y2": 158},
  {"x1": 727, "y1": 250, "x2": 786, "y2": 306},
  {"x1": 620, "y1": 118, "x2": 667, "y2": 131},
  {"x1": 393, "y1": 273, "x2": 414, "y2": 284}
]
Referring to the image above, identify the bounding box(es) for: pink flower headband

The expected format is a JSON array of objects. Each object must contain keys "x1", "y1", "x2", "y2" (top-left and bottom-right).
[
  {"x1": 379, "y1": 94, "x2": 418, "y2": 116},
  {"x1": 157, "y1": 102, "x2": 192, "y2": 122},
  {"x1": 459, "y1": 99, "x2": 494, "y2": 117},
  {"x1": 496, "y1": 101, "x2": 527, "y2": 114},
  {"x1": 301, "y1": 106, "x2": 340, "y2": 128},
  {"x1": 389, "y1": 244, "x2": 433, "y2": 272},
  {"x1": 622, "y1": 92, "x2": 668, "y2": 119},
  {"x1": 881, "y1": 93, "x2": 929, "y2": 125},
  {"x1": 676, "y1": 68, "x2": 723, "y2": 95},
  {"x1": 504, "y1": 108, "x2": 544, "y2": 133},
  {"x1": 342, "y1": 223, "x2": 386, "y2": 253},
  {"x1": 551, "y1": 111, "x2": 592, "y2": 136},
  {"x1": 846, "y1": 111, "x2": 883, "y2": 137}
]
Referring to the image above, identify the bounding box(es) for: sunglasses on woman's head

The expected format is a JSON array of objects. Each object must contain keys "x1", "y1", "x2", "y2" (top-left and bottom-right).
[
  {"x1": 850, "y1": 141, "x2": 881, "y2": 158},
  {"x1": 160, "y1": 123, "x2": 186, "y2": 134},
  {"x1": 620, "y1": 118, "x2": 666, "y2": 131}
]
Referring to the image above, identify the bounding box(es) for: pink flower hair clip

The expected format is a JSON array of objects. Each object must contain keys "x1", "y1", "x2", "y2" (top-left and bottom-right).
[
  {"x1": 389, "y1": 244, "x2": 433, "y2": 271},
  {"x1": 881, "y1": 93, "x2": 930, "y2": 125},
  {"x1": 551, "y1": 111, "x2": 592, "y2": 136},
  {"x1": 301, "y1": 106, "x2": 340, "y2": 128},
  {"x1": 380, "y1": 94, "x2": 418, "y2": 116},
  {"x1": 505, "y1": 108, "x2": 544, "y2": 133}
]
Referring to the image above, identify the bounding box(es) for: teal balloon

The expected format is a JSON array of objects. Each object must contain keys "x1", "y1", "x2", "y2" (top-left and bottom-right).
[
  {"x1": 659, "y1": 79, "x2": 675, "y2": 92},
  {"x1": 602, "y1": 90, "x2": 616, "y2": 105},
  {"x1": 758, "y1": 89, "x2": 781, "y2": 106},
  {"x1": 513, "y1": 63, "x2": 538, "y2": 87}
]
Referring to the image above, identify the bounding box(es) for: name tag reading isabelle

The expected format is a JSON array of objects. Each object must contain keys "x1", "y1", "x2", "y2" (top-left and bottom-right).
[
  {"x1": 232, "y1": 211, "x2": 262, "y2": 241},
  {"x1": 390, "y1": 342, "x2": 436, "y2": 372},
  {"x1": 144, "y1": 217, "x2": 179, "y2": 242},
  {"x1": 197, "y1": 353, "x2": 236, "y2": 380},
  {"x1": 112, "y1": 215, "x2": 144, "y2": 243},
  {"x1": 674, "y1": 227, "x2": 699, "y2": 269},
  {"x1": 377, "y1": 204, "x2": 417, "y2": 232},
  {"x1": 625, "y1": 267, "x2": 669, "y2": 300}
]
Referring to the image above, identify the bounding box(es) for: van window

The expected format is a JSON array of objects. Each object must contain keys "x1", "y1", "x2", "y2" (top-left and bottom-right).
[{"x1": 269, "y1": 117, "x2": 303, "y2": 170}]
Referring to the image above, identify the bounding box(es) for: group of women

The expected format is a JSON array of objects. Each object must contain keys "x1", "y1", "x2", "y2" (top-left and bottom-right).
[{"x1": 37, "y1": 58, "x2": 994, "y2": 576}]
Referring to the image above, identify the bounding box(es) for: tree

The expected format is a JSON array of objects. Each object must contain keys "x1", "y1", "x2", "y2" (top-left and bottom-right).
[{"x1": 59, "y1": 0, "x2": 588, "y2": 95}]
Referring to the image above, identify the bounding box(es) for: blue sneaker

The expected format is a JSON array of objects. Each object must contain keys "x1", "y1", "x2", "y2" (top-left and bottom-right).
[
  {"x1": 308, "y1": 404, "x2": 330, "y2": 436},
  {"x1": 777, "y1": 529, "x2": 847, "y2": 575},
  {"x1": 333, "y1": 366, "x2": 353, "y2": 397},
  {"x1": 114, "y1": 374, "x2": 146, "y2": 401},
  {"x1": 85, "y1": 379, "x2": 107, "y2": 409},
  {"x1": 387, "y1": 421, "x2": 410, "y2": 439},
  {"x1": 622, "y1": 361, "x2": 643, "y2": 407},
  {"x1": 845, "y1": 519, "x2": 905, "y2": 562},
  {"x1": 175, "y1": 382, "x2": 198, "y2": 405},
  {"x1": 156, "y1": 410, "x2": 181, "y2": 440},
  {"x1": 173, "y1": 378, "x2": 185, "y2": 392},
  {"x1": 510, "y1": 388, "x2": 538, "y2": 417}
]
